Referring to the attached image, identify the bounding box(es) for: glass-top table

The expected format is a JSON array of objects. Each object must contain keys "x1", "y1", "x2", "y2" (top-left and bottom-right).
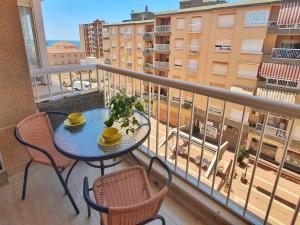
[{"x1": 54, "y1": 108, "x2": 151, "y2": 163}]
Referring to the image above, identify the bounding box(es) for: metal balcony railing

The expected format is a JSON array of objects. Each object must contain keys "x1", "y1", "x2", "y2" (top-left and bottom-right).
[
  {"x1": 153, "y1": 61, "x2": 169, "y2": 70},
  {"x1": 269, "y1": 21, "x2": 300, "y2": 30},
  {"x1": 154, "y1": 25, "x2": 171, "y2": 33},
  {"x1": 143, "y1": 48, "x2": 153, "y2": 56},
  {"x1": 144, "y1": 63, "x2": 153, "y2": 71},
  {"x1": 30, "y1": 64, "x2": 300, "y2": 225},
  {"x1": 188, "y1": 45, "x2": 200, "y2": 54},
  {"x1": 255, "y1": 123, "x2": 286, "y2": 139},
  {"x1": 154, "y1": 44, "x2": 170, "y2": 52},
  {"x1": 189, "y1": 23, "x2": 202, "y2": 33},
  {"x1": 271, "y1": 48, "x2": 300, "y2": 60},
  {"x1": 266, "y1": 78, "x2": 298, "y2": 88},
  {"x1": 143, "y1": 32, "x2": 154, "y2": 40}
]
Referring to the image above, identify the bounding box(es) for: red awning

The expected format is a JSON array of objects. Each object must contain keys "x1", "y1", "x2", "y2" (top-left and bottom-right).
[
  {"x1": 260, "y1": 63, "x2": 300, "y2": 82},
  {"x1": 278, "y1": 1, "x2": 300, "y2": 25}
]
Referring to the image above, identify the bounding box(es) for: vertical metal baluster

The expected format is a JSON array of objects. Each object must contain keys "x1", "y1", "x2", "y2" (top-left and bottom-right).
[
  {"x1": 102, "y1": 70, "x2": 107, "y2": 104},
  {"x1": 174, "y1": 90, "x2": 182, "y2": 172},
  {"x1": 47, "y1": 74, "x2": 53, "y2": 100},
  {"x1": 125, "y1": 76, "x2": 128, "y2": 95},
  {"x1": 107, "y1": 72, "x2": 111, "y2": 101},
  {"x1": 243, "y1": 112, "x2": 269, "y2": 216},
  {"x1": 88, "y1": 70, "x2": 92, "y2": 90},
  {"x1": 34, "y1": 77, "x2": 39, "y2": 102},
  {"x1": 291, "y1": 197, "x2": 300, "y2": 225},
  {"x1": 156, "y1": 85, "x2": 161, "y2": 156},
  {"x1": 264, "y1": 119, "x2": 295, "y2": 224},
  {"x1": 164, "y1": 87, "x2": 171, "y2": 162},
  {"x1": 96, "y1": 68, "x2": 100, "y2": 91},
  {"x1": 226, "y1": 106, "x2": 246, "y2": 205},
  {"x1": 147, "y1": 82, "x2": 152, "y2": 154},
  {"x1": 119, "y1": 74, "x2": 121, "y2": 91},
  {"x1": 69, "y1": 72, "x2": 74, "y2": 93},
  {"x1": 58, "y1": 73, "x2": 63, "y2": 97},
  {"x1": 132, "y1": 78, "x2": 135, "y2": 96},
  {"x1": 113, "y1": 73, "x2": 116, "y2": 96},
  {"x1": 140, "y1": 79, "x2": 143, "y2": 106},
  {"x1": 185, "y1": 94, "x2": 195, "y2": 178},
  {"x1": 197, "y1": 97, "x2": 210, "y2": 186},
  {"x1": 211, "y1": 102, "x2": 227, "y2": 195},
  {"x1": 79, "y1": 72, "x2": 83, "y2": 92}
]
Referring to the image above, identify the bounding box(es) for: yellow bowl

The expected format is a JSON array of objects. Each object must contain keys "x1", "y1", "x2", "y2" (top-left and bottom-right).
[
  {"x1": 68, "y1": 112, "x2": 84, "y2": 125},
  {"x1": 102, "y1": 127, "x2": 119, "y2": 143}
]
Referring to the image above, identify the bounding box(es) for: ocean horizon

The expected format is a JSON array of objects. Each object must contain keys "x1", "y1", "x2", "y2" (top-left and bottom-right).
[{"x1": 46, "y1": 40, "x2": 80, "y2": 47}]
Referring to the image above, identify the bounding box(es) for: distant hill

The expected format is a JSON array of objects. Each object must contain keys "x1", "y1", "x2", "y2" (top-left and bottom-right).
[{"x1": 46, "y1": 40, "x2": 80, "y2": 47}]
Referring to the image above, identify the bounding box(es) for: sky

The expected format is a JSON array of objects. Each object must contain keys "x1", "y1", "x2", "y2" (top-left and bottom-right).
[{"x1": 42, "y1": 0, "x2": 241, "y2": 41}]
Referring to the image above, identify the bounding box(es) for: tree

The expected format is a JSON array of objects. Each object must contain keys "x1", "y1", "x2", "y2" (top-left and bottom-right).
[{"x1": 237, "y1": 145, "x2": 249, "y2": 165}]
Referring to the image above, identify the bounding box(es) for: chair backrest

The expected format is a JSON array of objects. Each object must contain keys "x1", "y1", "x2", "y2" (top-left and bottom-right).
[
  {"x1": 107, "y1": 187, "x2": 168, "y2": 225},
  {"x1": 16, "y1": 113, "x2": 55, "y2": 161}
]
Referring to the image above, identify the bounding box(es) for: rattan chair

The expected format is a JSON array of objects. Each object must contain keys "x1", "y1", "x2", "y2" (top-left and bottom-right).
[
  {"x1": 14, "y1": 112, "x2": 79, "y2": 214},
  {"x1": 83, "y1": 156, "x2": 172, "y2": 225}
]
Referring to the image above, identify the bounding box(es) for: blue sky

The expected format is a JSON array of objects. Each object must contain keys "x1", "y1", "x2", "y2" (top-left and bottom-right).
[{"x1": 42, "y1": 0, "x2": 241, "y2": 41}]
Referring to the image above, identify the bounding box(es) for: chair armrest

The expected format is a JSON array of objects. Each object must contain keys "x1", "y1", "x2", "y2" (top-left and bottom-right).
[
  {"x1": 147, "y1": 157, "x2": 172, "y2": 187},
  {"x1": 83, "y1": 177, "x2": 108, "y2": 213}
]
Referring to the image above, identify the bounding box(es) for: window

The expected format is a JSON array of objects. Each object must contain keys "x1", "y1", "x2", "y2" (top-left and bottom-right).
[
  {"x1": 218, "y1": 14, "x2": 235, "y2": 27},
  {"x1": 112, "y1": 42, "x2": 116, "y2": 48},
  {"x1": 245, "y1": 10, "x2": 269, "y2": 26},
  {"x1": 18, "y1": 6, "x2": 40, "y2": 67},
  {"x1": 241, "y1": 39, "x2": 263, "y2": 53},
  {"x1": 137, "y1": 58, "x2": 143, "y2": 65},
  {"x1": 175, "y1": 39, "x2": 184, "y2": 49},
  {"x1": 111, "y1": 27, "x2": 116, "y2": 35},
  {"x1": 127, "y1": 27, "x2": 132, "y2": 34},
  {"x1": 190, "y1": 17, "x2": 201, "y2": 32},
  {"x1": 230, "y1": 109, "x2": 249, "y2": 123},
  {"x1": 214, "y1": 39, "x2": 231, "y2": 51},
  {"x1": 174, "y1": 58, "x2": 182, "y2": 68},
  {"x1": 237, "y1": 63, "x2": 258, "y2": 78},
  {"x1": 137, "y1": 27, "x2": 144, "y2": 35},
  {"x1": 187, "y1": 59, "x2": 198, "y2": 74},
  {"x1": 121, "y1": 56, "x2": 125, "y2": 62},
  {"x1": 176, "y1": 18, "x2": 185, "y2": 29},
  {"x1": 189, "y1": 39, "x2": 200, "y2": 53},
  {"x1": 137, "y1": 43, "x2": 142, "y2": 50},
  {"x1": 112, "y1": 54, "x2": 117, "y2": 61},
  {"x1": 212, "y1": 62, "x2": 228, "y2": 75}
]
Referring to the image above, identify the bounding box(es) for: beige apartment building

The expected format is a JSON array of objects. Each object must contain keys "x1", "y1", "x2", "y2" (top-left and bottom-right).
[
  {"x1": 103, "y1": 0, "x2": 300, "y2": 169},
  {"x1": 47, "y1": 41, "x2": 85, "y2": 66}
]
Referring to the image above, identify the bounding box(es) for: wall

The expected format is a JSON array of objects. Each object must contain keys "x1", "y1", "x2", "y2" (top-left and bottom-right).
[{"x1": 0, "y1": 0, "x2": 36, "y2": 177}]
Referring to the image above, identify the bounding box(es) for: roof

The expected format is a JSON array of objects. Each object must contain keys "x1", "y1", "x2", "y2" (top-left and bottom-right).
[
  {"x1": 47, "y1": 47, "x2": 84, "y2": 54},
  {"x1": 51, "y1": 42, "x2": 77, "y2": 47},
  {"x1": 103, "y1": 19, "x2": 154, "y2": 27},
  {"x1": 155, "y1": 0, "x2": 282, "y2": 16}
]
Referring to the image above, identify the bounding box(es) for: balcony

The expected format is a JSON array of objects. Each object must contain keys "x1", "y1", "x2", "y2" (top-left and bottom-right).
[
  {"x1": 188, "y1": 45, "x2": 200, "y2": 54},
  {"x1": 271, "y1": 48, "x2": 300, "y2": 60},
  {"x1": 189, "y1": 23, "x2": 201, "y2": 33},
  {"x1": 144, "y1": 63, "x2": 153, "y2": 72},
  {"x1": 154, "y1": 44, "x2": 170, "y2": 53},
  {"x1": 255, "y1": 123, "x2": 286, "y2": 139},
  {"x1": 268, "y1": 21, "x2": 300, "y2": 35},
  {"x1": 143, "y1": 48, "x2": 153, "y2": 56},
  {"x1": 153, "y1": 61, "x2": 169, "y2": 70},
  {"x1": 154, "y1": 25, "x2": 171, "y2": 35},
  {"x1": 143, "y1": 32, "x2": 154, "y2": 40}
]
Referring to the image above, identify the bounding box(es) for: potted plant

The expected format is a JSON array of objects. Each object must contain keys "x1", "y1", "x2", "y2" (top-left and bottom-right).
[
  {"x1": 237, "y1": 145, "x2": 249, "y2": 167},
  {"x1": 105, "y1": 91, "x2": 144, "y2": 134}
]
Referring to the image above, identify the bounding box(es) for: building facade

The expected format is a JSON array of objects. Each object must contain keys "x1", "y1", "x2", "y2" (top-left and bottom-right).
[
  {"x1": 103, "y1": 0, "x2": 300, "y2": 171},
  {"x1": 79, "y1": 20, "x2": 105, "y2": 59}
]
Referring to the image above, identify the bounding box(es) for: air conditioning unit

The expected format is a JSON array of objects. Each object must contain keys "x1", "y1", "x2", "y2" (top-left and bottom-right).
[{"x1": 0, "y1": 151, "x2": 5, "y2": 174}]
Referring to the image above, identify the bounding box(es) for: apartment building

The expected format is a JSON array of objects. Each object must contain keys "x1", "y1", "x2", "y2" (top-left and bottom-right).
[
  {"x1": 47, "y1": 41, "x2": 85, "y2": 66},
  {"x1": 79, "y1": 20, "x2": 105, "y2": 59},
  {"x1": 103, "y1": 0, "x2": 300, "y2": 171}
]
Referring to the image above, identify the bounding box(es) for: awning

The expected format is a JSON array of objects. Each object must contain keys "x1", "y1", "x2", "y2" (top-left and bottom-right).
[
  {"x1": 230, "y1": 85, "x2": 254, "y2": 95},
  {"x1": 278, "y1": 1, "x2": 300, "y2": 25},
  {"x1": 260, "y1": 63, "x2": 300, "y2": 82},
  {"x1": 256, "y1": 88, "x2": 296, "y2": 104}
]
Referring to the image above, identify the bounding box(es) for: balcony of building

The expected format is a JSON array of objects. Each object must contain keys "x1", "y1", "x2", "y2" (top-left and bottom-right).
[
  {"x1": 143, "y1": 48, "x2": 154, "y2": 56},
  {"x1": 153, "y1": 61, "x2": 169, "y2": 71},
  {"x1": 154, "y1": 25, "x2": 171, "y2": 36},
  {"x1": 268, "y1": 21, "x2": 300, "y2": 35},
  {"x1": 144, "y1": 62, "x2": 153, "y2": 73},
  {"x1": 144, "y1": 32, "x2": 154, "y2": 41},
  {"x1": 154, "y1": 44, "x2": 170, "y2": 54}
]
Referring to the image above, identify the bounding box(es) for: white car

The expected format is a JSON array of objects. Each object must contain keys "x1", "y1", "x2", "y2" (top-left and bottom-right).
[{"x1": 72, "y1": 80, "x2": 91, "y2": 91}]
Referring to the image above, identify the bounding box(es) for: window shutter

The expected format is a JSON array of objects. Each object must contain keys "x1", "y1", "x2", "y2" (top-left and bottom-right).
[
  {"x1": 218, "y1": 14, "x2": 235, "y2": 27},
  {"x1": 212, "y1": 63, "x2": 228, "y2": 75},
  {"x1": 176, "y1": 18, "x2": 185, "y2": 29},
  {"x1": 241, "y1": 39, "x2": 263, "y2": 53},
  {"x1": 237, "y1": 64, "x2": 258, "y2": 78}
]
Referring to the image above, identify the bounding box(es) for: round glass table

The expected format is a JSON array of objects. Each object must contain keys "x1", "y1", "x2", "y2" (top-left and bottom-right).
[{"x1": 54, "y1": 108, "x2": 151, "y2": 175}]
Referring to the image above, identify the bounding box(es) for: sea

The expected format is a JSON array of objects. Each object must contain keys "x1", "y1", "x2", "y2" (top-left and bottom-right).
[{"x1": 46, "y1": 40, "x2": 80, "y2": 47}]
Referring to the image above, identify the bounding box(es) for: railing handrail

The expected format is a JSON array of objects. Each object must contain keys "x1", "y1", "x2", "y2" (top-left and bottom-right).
[{"x1": 30, "y1": 63, "x2": 300, "y2": 118}]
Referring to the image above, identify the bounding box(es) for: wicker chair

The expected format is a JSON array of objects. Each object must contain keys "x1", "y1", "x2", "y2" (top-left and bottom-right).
[
  {"x1": 14, "y1": 112, "x2": 79, "y2": 214},
  {"x1": 83, "y1": 156, "x2": 172, "y2": 225}
]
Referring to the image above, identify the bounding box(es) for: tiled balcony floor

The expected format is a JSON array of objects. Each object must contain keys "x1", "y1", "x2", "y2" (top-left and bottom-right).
[{"x1": 0, "y1": 160, "x2": 205, "y2": 225}]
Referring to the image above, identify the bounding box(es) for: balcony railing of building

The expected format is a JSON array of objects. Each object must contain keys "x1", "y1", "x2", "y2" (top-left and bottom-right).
[
  {"x1": 187, "y1": 65, "x2": 198, "y2": 75},
  {"x1": 189, "y1": 23, "x2": 202, "y2": 33},
  {"x1": 272, "y1": 48, "x2": 300, "y2": 60},
  {"x1": 143, "y1": 32, "x2": 154, "y2": 40},
  {"x1": 154, "y1": 25, "x2": 171, "y2": 34},
  {"x1": 255, "y1": 123, "x2": 286, "y2": 139},
  {"x1": 143, "y1": 48, "x2": 153, "y2": 56},
  {"x1": 144, "y1": 63, "x2": 153, "y2": 71},
  {"x1": 153, "y1": 61, "x2": 169, "y2": 70},
  {"x1": 269, "y1": 21, "x2": 300, "y2": 30},
  {"x1": 30, "y1": 64, "x2": 300, "y2": 225},
  {"x1": 188, "y1": 45, "x2": 200, "y2": 54},
  {"x1": 154, "y1": 44, "x2": 170, "y2": 52},
  {"x1": 214, "y1": 45, "x2": 231, "y2": 52},
  {"x1": 266, "y1": 78, "x2": 299, "y2": 89}
]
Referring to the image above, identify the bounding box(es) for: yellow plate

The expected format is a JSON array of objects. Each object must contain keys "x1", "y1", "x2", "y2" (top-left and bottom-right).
[
  {"x1": 64, "y1": 118, "x2": 86, "y2": 127},
  {"x1": 98, "y1": 133, "x2": 121, "y2": 147}
]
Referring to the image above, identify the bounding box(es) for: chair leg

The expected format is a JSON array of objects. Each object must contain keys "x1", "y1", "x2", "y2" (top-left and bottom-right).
[
  {"x1": 156, "y1": 215, "x2": 166, "y2": 225},
  {"x1": 87, "y1": 203, "x2": 91, "y2": 217},
  {"x1": 138, "y1": 215, "x2": 166, "y2": 225},
  {"x1": 22, "y1": 159, "x2": 33, "y2": 200},
  {"x1": 53, "y1": 165, "x2": 80, "y2": 215},
  {"x1": 64, "y1": 160, "x2": 79, "y2": 195}
]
